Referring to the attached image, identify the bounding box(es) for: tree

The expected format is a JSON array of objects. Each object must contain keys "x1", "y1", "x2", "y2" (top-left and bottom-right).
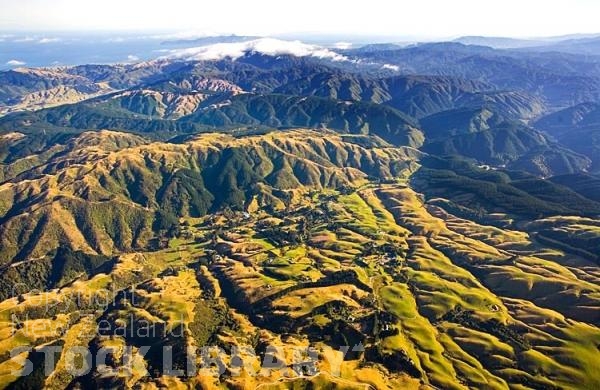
[{"x1": 153, "y1": 210, "x2": 180, "y2": 238}]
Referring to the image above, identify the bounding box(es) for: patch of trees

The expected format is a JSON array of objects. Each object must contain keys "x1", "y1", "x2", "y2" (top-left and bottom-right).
[
  {"x1": 536, "y1": 231, "x2": 600, "y2": 263},
  {"x1": 7, "y1": 340, "x2": 65, "y2": 390},
  {"x1": 202, "y1": 147, "x2": 262, "y2": 211},
  {"x1": 362, "y1": 242, "x2": 406, "y2": 258},
  {"x1": 158, "y1": 169, "x2": 214, "y2": 218},
  {"x1": 188, "y1": 298, "x2": 237, "y2": 349},
  {"x1": 258, "y1": 225, "x2": 305, "y2": 246},
  {"x1": 252, "y1": 270, "x2": 372, "y2": 313},
  {"x1": 364, "y1": 345, "x2": 421, "y2": 378},
  {"x1": 304, "y1": 320, "x2": 366, "y2": 360},
  {"x1": 414, "y1": 157, "x2": 600, "y2": 219},
  {"x1": 48, "y1": 247, "x2": 115, "y2": 288},
  {"x1": 0, "y1": 248, "x2": 114, "y2": 301},
  {"x1": 441, "y1": 307, "x2": 530, "y2": 351},
  {"x1": 309, "y1": 300, "x2": 353, "y2": 321},
  {"x1": 153, "y1": 209, "x2": 180, "y2": 239}
]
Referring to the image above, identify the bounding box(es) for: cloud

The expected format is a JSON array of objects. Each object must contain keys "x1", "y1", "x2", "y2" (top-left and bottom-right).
[
  {"x1": 126, "y1": 54, "x2": 140, "y2": 62},
  {"x1": 10, "y1": 36, "x2": 61, "y2": 44},
  {"x1": 38, "y1": 37, "x2": 61, "y2": 44},
  {"x1": 14, "y1": 36, "x2": 36, "y2": 42},
  {"x1": 333, "y1": 42, "x2": 353, "y2": 50},
  {"x1": 382, "y1": 64, "x2": 400, "y2": 71},
  {"x1": 163, "y1": 38, "x2": 349, "y2": 62},
  {"x1": 6, "y1": 60, "x2": 26, "y2": 66}
]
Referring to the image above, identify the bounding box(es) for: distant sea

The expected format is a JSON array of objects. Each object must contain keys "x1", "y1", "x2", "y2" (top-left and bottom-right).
[
  {"x1": 0, "y1": 32, "x2": 203, "y2": 69},
  {"x1": 0, "y1": 32, "x2": 414, "y2": 70}
]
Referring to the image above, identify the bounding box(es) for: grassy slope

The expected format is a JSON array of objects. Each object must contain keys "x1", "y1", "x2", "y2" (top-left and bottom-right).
[{"x1": 0, "y1": 130, "x2": 598, "y2": 388}]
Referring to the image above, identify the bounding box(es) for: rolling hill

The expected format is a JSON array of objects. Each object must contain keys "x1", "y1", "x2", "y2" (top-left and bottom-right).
[
  {"x1": 0, "y1": 129, "x2": 421, "y2": 266},
  {"x1": 0, "y1": 129, "x2": 599, "y2": 388}
]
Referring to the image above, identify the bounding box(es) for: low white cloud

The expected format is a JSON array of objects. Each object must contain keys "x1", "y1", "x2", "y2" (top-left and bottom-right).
[
  {"x1": 38, "y1": 37, "x2": 61, "y2": 44},
  {"x1": 14, "y1": 36, "x2": 36, "y2": 42},
  {"x1": 333, "y1": 41, "x2": 353, "y2": 50},
  {"x1": 11, "y1": 36, "x2": 61, "y2": 44},
  {"x1": 6, "y1": 60, "x2": 26, "y2": 66},
  {"x1": 163, "y1": 38, "x2": 349, "y2": 62},
  {"x1": 126, "y1": 54, "x2": 140, "y2": 62},
  {"x1": 382, "y1": 64, "x2": 400, "y2": 71}
]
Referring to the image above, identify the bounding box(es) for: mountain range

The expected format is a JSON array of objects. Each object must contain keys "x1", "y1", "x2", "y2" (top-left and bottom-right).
[{"x1": 0, "y1": 36, "x2": 600, "y2": 389}]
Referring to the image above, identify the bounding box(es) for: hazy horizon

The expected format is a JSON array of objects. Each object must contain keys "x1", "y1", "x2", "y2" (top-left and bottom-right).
[
  {"x1": 2, "y1": 29, "x2": 600, "y2": 70},
  {"x1": 3, "y1": 0, "x2": 600, "y2": 70},
  {"x1": 2, "y1": 0, "x2": 600, "y2": 38},
  {"x1": 1, "y1": 30, "x2": 600, "y2": 41}
]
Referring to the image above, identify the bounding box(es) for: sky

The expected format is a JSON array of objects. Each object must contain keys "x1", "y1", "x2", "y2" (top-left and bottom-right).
[{"x1": 1, "y1": 0, "x2": 599, "y2": 39}]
